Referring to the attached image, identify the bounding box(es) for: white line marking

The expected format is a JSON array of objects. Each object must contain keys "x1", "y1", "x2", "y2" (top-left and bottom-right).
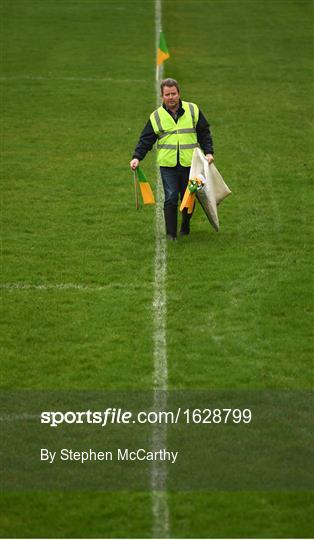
[
  {"x1": 0, "y1": 75, "x2": 146, "y2": 83},
  {"x1": 151, "y1": 1, "x2": 169, "y2": 538},
  {"x1": 0, "y1": 283, "x2": 138, "y2": 291}
]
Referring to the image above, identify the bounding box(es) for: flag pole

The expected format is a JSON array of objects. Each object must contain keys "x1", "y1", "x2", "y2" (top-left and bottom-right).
[{"x1": 133, "y1": 170, "x2": 139, "y2": 210}]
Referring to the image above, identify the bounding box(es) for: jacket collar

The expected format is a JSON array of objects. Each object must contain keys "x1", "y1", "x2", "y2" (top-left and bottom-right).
[{"x1": 163, "y1": 99, "x2": 185, "y2": 120}]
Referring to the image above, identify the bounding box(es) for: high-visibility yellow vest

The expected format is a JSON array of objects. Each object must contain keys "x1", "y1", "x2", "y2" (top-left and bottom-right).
[{"x1": 150, "y1": 101, "x2": 199, "y2": 167}]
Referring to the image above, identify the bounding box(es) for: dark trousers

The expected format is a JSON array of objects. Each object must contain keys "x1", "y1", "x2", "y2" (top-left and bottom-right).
[
  {"x1": 160, "y1": 164, "x2": 192, "y2": 237},
  {"x1": 160, "y1": 164, "x2": 190, "y2": 208}
]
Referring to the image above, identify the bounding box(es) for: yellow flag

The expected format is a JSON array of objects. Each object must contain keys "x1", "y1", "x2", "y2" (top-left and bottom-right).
[{"x1": 157, "y1": 31, "x2": 170, "y2": 66}]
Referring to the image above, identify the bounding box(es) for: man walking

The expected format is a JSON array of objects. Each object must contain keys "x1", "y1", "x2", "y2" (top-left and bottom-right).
[{"x1": 130, "y1": 78, "x2": 214, "y2": 240}]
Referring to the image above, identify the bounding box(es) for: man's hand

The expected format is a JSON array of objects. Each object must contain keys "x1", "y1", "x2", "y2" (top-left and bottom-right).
[
  {"x1": 205, "y1": 154, "x2": 214, "y2": 165},
  {"x1": 130, "y1": 158, "x2": 139, "y2": 171}
]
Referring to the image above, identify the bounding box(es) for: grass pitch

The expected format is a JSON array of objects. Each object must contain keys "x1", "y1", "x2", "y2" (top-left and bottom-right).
[{"x1": 1, "y1": 0, "x2": 313, "y2": 537}]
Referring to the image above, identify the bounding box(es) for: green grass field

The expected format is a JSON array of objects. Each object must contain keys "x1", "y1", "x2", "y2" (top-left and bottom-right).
[{"x1": 1, "y1": 0, "x2": 313, "y2": 537}]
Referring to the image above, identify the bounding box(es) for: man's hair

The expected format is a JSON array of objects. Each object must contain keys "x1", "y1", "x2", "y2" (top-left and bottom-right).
[{"x1": 160, "y1": 78, "x2": 180, "y2": 94}]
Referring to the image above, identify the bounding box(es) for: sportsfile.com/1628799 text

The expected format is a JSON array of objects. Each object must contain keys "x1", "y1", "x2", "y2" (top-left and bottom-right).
[{"x1": 40, "y1": 407, "x2": 252, "y2": 427}]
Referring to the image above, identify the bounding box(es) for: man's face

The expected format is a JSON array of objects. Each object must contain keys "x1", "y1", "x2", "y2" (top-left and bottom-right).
[{"x1": 162, "y1": 86, "x2": 180, "y2": 111}]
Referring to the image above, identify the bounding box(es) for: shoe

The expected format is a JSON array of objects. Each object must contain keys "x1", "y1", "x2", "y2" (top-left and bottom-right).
[
  {"x1": 167, "y1": 235, "x2": 177, "y2": 242},
  {"x1": 179, "y1": 230, "x2": 189, "y2": 237}
]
